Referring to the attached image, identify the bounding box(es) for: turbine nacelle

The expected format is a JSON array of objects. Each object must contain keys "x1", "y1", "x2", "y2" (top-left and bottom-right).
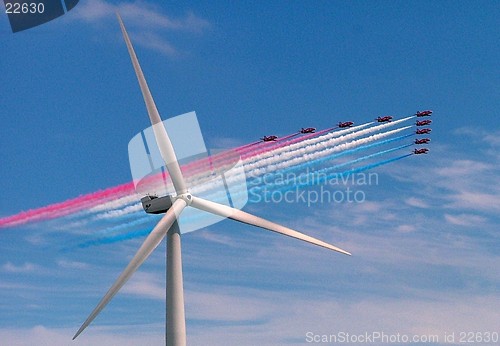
[{"x1": 140, "y1": 195, "x2": 173, "y2": 214}]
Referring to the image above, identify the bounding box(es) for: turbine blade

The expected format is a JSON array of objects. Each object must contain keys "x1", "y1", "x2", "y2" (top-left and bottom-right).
[
  {"x1": 73, "y1": 199, "x2": 187, "y2": 340},
  {"x1": 190, "y1": 196, "x2": 351, "y2": 256},
  {"x1": 117, "y1": 13, "x2": 187, "y2": 194}
]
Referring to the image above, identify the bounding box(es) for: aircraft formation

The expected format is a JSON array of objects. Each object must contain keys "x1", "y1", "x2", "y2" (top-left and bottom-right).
[
  {"x1": 259, "y1": 110, "x2": 433, "y2": 156},
  {"x1": 412, "y1": 110, "x2": 433, "y2": 153},
  {"x1": 0, "y1": 109, "x2": 435, "y2": 228}
]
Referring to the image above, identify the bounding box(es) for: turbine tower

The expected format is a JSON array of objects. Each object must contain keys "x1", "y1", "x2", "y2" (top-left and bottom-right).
[{"x1": 73, "y1": 14, "x2": 351, "y2": 345}]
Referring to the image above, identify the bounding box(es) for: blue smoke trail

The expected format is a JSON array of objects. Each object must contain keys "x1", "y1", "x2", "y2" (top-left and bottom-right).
[
  {"x1": 252, "y1": 144, "x2": 413, "y2": 193},
  {"x1": 198, "y1": 141, "x2": 414, "y2": 206},
  {"x1": 248, "y1": 133, "x2": 414, "y2": 185},
  {"x1": 62, "y1": 127, "x2": 414, "y2": 227},
  {"x1": 243, "y1": 152, "x2": 414, "y2": 207},
  {"x1": 340, "y1": 153, "x2": 413, "y2": 174},
  {"x1": 80, "y1": 143, "x2": 412, "y2": 242},
  {"x1": 74, "y1": 152, "x2": 413, "y2": 248},
  {"x1": 97, "y1": 144, "x2": 412, "y2": 235},
  {"x1": 92, "y1": 215, "x2": 156, "y2": 235},
  {"x1": 65, "y1": 228, "x2": 152, "y2": 251}
]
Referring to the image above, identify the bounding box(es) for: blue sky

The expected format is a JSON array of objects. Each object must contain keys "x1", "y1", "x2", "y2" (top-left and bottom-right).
[{"x1": 0, "y1": 1, "x2": 499, "y2": 345}]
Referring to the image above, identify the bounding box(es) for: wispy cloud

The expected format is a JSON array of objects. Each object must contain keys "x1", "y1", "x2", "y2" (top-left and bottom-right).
[
  {"x1": 57, "y1": 259, "x2": 89, "y2": 270},
  {"x1": 395, "y1": 224, "x2": 416, "y2": 233},
  {"x1": 454, "y1": 127, "x2": 500, "y2": 148},
  {"x1": 196, "y1": 230, "x2": 241, "y2": 247},
  {"x1": 386, "y1": 132, "x2": 500, "y2": 216},
  {"x1": 2, "y1": 262, "x2": 38, "y2": 273},
  {"x1": 131, "y1": 31, "x2": 178, "y2": 57},
  {"x1": 1, "y1": 292, "x2": 499, "y2": 346},
  {"x1": 70, "y1": 0, "x2": 210, "y2": 57},
  {"x1": 0, "y1": 325, "x2": 163, "y2": 346},
  {"x1": 434, "y1": 159, "x2": 492, "y2": 177},
  {"x1": 186, "y1": 288, "x2": 274, "y2": 322},
  {"x1": 404, "y1": 197, "x2": 429, "y2": 208},
  {"x1": 121, "y1": 271, "x2": 164, "y2": 299},
  {"x1": 444, "y1": 213, "x2": 487, "y2": 226}
]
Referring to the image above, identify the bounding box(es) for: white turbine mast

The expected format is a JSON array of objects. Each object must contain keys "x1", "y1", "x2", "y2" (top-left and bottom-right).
[{"x1": 73, "y1": 14, "x2": 350, "y2": 345}]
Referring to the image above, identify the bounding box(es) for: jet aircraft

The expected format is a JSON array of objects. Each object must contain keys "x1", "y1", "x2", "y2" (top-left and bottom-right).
[
  {"x1": 416, "y1": 128, "x2": 432, "y2": 134},
  {"x1": 414, "y1": 148, "x2": 429, "y2": 154},
  {"x1": 261, "y1": 135, "x2": 278, "y2": 142},
  {"x1": 414, "y1": 138, "x2": 430, "y2": 144},
  {"x1": 338, "y1": 121, "x2": 354, "y2": 128},
  {"x1": 300, "y1": 127, "x2": 316, "y2": 134},
  {"x1": 416, "y1": 110, "x2": 433, "y2": 117},
  {"x1": 416, "y1": 120, "x2": 432, "y2": 126},
  {"x1": 376, "y1": 116, "x2": 393, "y2": 122}
]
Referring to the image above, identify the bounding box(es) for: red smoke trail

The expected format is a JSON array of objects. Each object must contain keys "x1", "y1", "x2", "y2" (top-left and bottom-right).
[
  {"x1": 0, "y1": 132, "x2": 303, "y2": 228},
  {"x1": 0, "y1": 182, "x2": 135, "y2": 228},
  {"x1": 182, "y1": 128, "x2": 336, "y2": 180},
  {"x1": 138, "y1": 128, "x2": 339, "y2": 191},
  {"x1": 239, "y1": 127, "x2": 335, "y2": 160},
  {"x1": 0, "y1": 118, "x2": 411, "y2": 228},
  {"x1": 180, "y1": 131, "x2": 303, "y2": 177}
]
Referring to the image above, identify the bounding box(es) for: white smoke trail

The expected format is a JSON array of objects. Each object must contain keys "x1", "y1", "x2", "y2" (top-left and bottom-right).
[
  {"x1": 72, "y1": 117, "x2": 415, "y2": 223},
  {"x1": 245, "y1": 125, "x2": 412, "y2": 178},
  {"x1": 93, "y1": 203, "x2": 144, "y2": 220},
  {"x1": 88, "y1": 193, "x2": 143, "y2": 213},
  {"x1": 182, "y1": 126, "x2": 414, "y2": 205},
  {"x1": 241, "y1": 116, "x2": 414, "y2": 175},
  {"x1": 182, "y1": 119, "x2": 410, "y2": 189}
]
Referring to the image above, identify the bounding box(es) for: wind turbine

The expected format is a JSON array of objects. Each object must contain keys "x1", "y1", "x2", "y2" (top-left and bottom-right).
[{"x1": 73, "y1": 14, "x2": 351, "y2": 345}]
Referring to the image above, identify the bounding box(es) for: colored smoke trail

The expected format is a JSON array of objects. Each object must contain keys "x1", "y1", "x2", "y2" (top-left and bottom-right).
[
  {"x1": 0, "y1": 182, "x2": 135, "y2": 228},
  {"x1": 128, "y1": 130, "x2": 305, "y2": 193},
  {"x1": 185, "y1": 124, "x2": 365, "y2": 181},
  {"x1": 346, "y1": 153, "x2": 413, "y2": 173},
  {"x1": 66, "y1": 124, "x2": 415, "y2": 223},
  {"x1": 153, "y1": 144, "x2": 415, "y2": 225},
  {"x1": 248, "y1": 134, "x2": 414, "y2": 184},
  {"x1": 246, "y1": 144, "x2": 414, "y2": 195},
  {"x1": 85, "y1": 143, "x2": 413, "y2": 238},
  {"x1": 158, "y1": 125, "x2": 413, "y2": 204},
  {"x1": 242, "y1": 123, "x2": 373, "y2": 166},
  {"x1": 71, "y1": 228, "x2": 152, "y2": 250},
  {"x1": 109, "y1": 119, "x2": 404, "y2": 206},
  {"x1": 238, "y1": 128, "x2": 335, "y2": 160},
  {"x1": 194, "y1": 135, "x2": 414, "y2": 204},
  {"x1": 144, "y1": 118, "x2": 409, "y2": 191},
  {"x1": 69, "y1": 134, "x2": 406, "y2": 232},
  {"x1": 76, "y1": 151, "x2": 414, "y2": 248},
  {"x1": 184, "y1": 121, "x2": 397, "y2": 189},
  {"x1": 74, "y1": 123, "x2": 420, "y2": 246},
  {"x1": 0, "y1": 128, "x2": 290, "y2": 228},
  {"x1": 0, "y1": 115, "x2": 417, "y2": 230},
  {"x1": 240, "y1": 117, "x2": 414, "y2": 175},
  {"x1": 243, "y1": 126, "x2": 413, "y2": 179},
  {"x1": 176, "y1": 129, "x2": 303, "y2": 178},
  {"x1": 115, "y1": 122, "x2": 373, "y2": 203},
  {"x1": 184, "y1": 129, "x2": 317, "y2": 178}
]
